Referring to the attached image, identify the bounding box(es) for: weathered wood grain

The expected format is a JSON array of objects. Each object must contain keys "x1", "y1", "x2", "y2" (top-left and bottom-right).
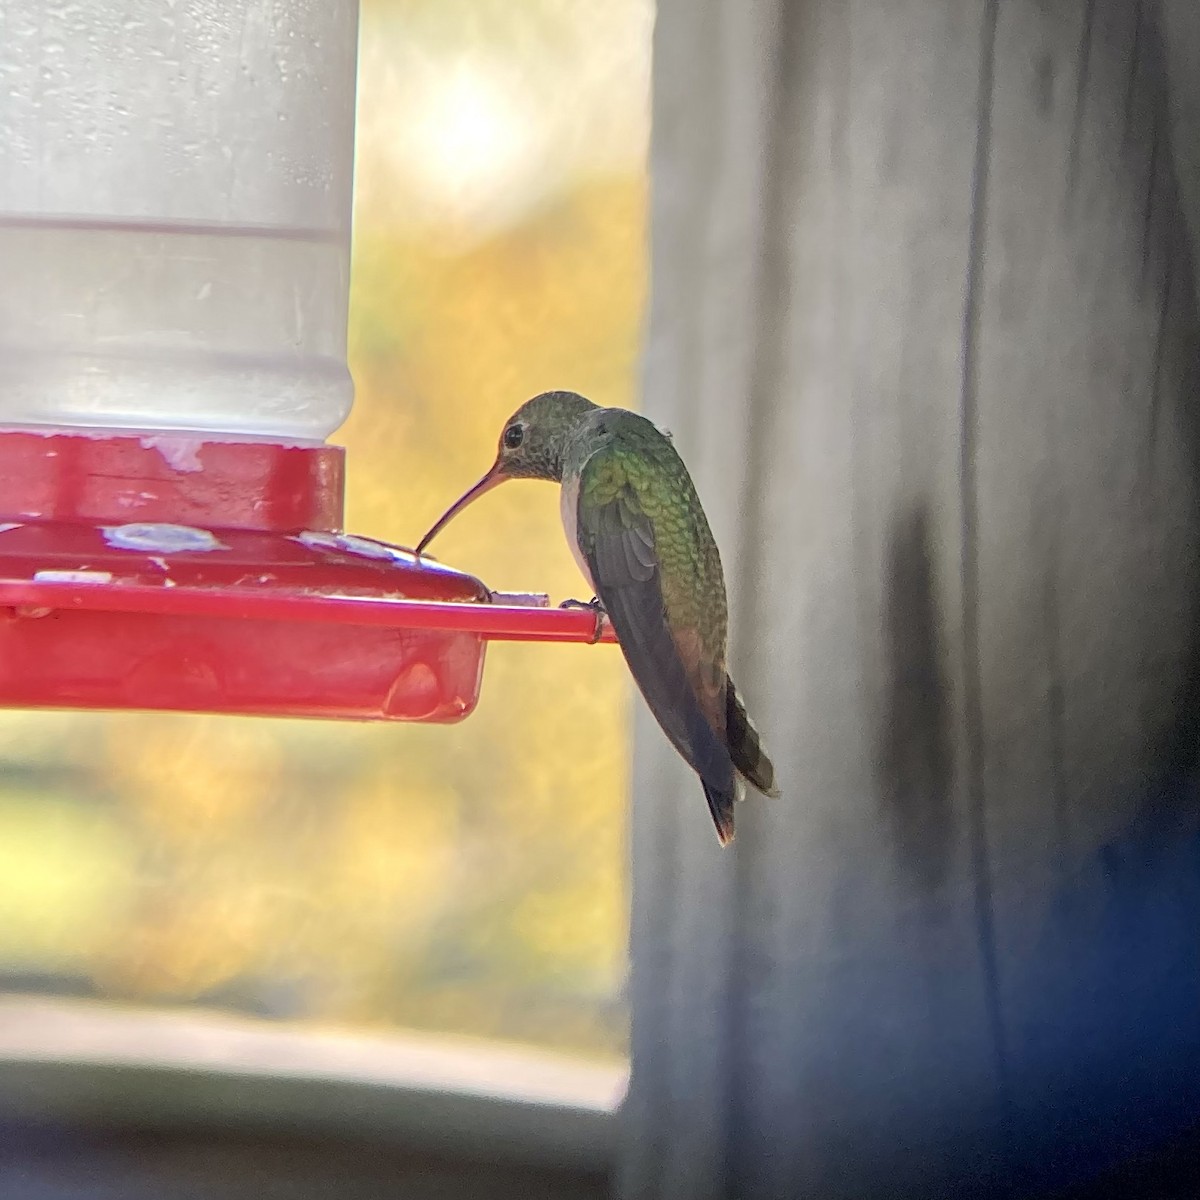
[{"x1": 620, "y1": 2, "x2": 1200, "y2": 1196}]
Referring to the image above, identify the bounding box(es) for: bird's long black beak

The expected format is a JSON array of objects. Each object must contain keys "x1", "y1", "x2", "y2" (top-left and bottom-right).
[{"x1": 416, "y1": 463, "x2": 505, "y2": 555}]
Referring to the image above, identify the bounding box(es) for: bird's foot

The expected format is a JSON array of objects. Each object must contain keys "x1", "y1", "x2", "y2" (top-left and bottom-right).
[{"x1": 559, "y1": 596, "x2": 607, "y2": 644}]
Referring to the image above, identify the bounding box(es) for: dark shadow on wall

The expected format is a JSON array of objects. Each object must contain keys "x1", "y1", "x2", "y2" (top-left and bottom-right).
[{"x1": 876, "y1": 503, "x2": 954, "y2": 894}]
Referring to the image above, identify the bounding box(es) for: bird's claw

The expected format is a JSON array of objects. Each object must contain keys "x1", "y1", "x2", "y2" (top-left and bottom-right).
[{"x1": 559, "y1": 596, "x2": 607, "y2": 644}]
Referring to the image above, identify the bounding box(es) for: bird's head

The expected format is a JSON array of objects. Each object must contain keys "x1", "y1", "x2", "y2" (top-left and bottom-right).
[{"x1": 416, "y1": 390, "x2": 598, "y2": 555}]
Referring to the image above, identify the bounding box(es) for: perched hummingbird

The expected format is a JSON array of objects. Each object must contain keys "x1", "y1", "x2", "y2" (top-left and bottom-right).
[{"x1": 416, "y1": 390, "x2": 779, "y2": 845}]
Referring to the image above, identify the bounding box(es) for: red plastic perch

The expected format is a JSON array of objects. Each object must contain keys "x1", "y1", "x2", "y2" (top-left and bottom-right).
[{"x1": 0, "y1": 579, "x2": 614, "y2": 644}]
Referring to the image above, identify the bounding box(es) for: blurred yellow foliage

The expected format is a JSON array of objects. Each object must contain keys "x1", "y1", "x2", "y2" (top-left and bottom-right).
[{"x1": 0, "y1": 0, "x2": 647, "y2": 1060}]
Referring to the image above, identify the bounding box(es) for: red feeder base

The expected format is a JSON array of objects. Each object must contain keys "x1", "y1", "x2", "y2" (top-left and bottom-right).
[{"x1": 0, "y1": 429, "x2": 612, "y2": 722}]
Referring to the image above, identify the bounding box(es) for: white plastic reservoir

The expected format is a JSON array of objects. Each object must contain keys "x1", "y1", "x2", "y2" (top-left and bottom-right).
[{"x1": 0, "y1": 2, "x2": 359, "y2": 440}]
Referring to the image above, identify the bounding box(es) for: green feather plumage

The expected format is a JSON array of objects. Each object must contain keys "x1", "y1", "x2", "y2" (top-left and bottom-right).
[{"x1": 418, "y1": 390, "x2": 779, "y2": 844}]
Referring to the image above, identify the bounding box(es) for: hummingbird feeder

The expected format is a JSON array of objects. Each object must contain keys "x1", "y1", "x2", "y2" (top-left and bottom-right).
[{"x1": 0, "y1": 0, "x2": 612, "y2": 725}]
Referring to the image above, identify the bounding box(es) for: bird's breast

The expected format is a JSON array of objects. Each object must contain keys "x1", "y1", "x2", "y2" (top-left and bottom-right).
[{"x1": 559, "y1": 474, "x2": 597, "y2": 593}]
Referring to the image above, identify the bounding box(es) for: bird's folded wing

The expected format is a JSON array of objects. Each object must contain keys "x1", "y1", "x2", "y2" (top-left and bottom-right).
[{"x1": 577, "y1": 454, "x2": 735, "y2": 793}]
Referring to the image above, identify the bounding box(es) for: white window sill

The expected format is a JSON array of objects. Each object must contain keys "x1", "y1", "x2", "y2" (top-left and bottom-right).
[{"x1": 0, "y1": 995, "x2": 626, "y2": 1175}]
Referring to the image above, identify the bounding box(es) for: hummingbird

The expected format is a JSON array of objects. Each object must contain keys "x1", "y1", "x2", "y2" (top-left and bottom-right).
[{"x1": 416, "y1": 390, "x2": 779, "y2": 845}]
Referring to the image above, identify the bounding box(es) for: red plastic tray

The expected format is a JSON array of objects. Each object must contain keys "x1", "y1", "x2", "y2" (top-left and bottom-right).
[{"x1": 0, "y1": 430, "x2": 613, "y2": 722}]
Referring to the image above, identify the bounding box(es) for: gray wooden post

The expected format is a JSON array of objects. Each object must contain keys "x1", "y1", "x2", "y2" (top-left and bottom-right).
[{"x1": 620, "y1": 2, "x2": 1200, "y2": 1196}]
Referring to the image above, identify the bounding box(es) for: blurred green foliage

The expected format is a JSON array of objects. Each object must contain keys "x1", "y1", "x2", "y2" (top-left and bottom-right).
[{"x1": 0, "y1": 0, "x2": 648, "y2": 1061}]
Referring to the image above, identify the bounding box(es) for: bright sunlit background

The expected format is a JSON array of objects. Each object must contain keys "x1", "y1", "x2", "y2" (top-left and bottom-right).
[{"x1": 0, "y1": 0, "x2": 650, "y2": 1062}]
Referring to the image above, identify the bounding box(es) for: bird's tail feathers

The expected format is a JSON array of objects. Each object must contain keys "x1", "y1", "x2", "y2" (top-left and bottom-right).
[
  {"x1": 725, "y1": 677, "x2": 780, "y2": 798},
  {"x1": 702, "y1": 777, "x2": 740, "y2": 846}
]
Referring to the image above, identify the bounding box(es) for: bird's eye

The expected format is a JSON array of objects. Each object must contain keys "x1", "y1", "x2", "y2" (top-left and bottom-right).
[{"x1": 503, "y1": 424, "x2": 524, "y2": 450}]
